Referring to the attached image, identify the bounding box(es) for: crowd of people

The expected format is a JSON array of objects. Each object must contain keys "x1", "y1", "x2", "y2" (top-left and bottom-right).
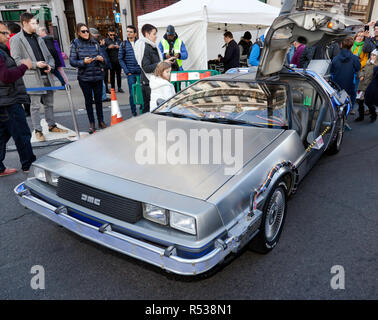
[
  {"x1": 1, "y1": 12, "x2": 378, "y2": 178},
  {"x1": 218, "y1": 22, "x2": 378, "y2": 123}
]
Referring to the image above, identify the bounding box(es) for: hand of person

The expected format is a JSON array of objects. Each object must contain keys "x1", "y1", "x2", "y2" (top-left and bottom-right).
[
  {"x1": 127, "y1": 73, "x2": 132, "y2": 76},
  {"x1": 21, "y1": 58, "x2": 33, "y2": 70},
  {"x1": 108, "y1": 44, "x2": 115, "y2": 49},
  {"x1": 96, "y1": 55, "x2": 104, "y2": 62},
  {"x1": 360, "y1": 77, "x2": 364, "y2": 81},
  {"x1": 368, "y1": 20, "x2": 376, "y2": 27},
  {"x1": 84, "y1": 57, "x2": 93, "y2": 64},
  {"x1": 44, "y1": 64, "x2": 51, "y2": 74},
  {"x1": 36, "y1": 61, "x2": 47, "y2": 68}
]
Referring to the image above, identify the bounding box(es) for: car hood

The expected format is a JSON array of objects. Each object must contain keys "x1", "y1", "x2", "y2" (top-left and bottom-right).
[
  {"x1": 48, "y1": 114, "x2": 284, "y2": 200},
  {"x1": 257, "y1": 10, "x2": 362, "y2": 78}
]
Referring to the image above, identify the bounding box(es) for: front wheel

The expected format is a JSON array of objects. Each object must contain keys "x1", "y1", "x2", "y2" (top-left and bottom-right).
[
  {"x1": 249, "y1": 181, "x2": 287, "y2": 254},
  {"x1": 326, "y1": 116, "x2": 345, "y2": 155}
]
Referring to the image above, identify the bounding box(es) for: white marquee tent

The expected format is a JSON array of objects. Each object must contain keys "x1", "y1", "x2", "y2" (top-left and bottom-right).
[{"x1": 137, "y1": 0, "x2": 280, "y2": 70}]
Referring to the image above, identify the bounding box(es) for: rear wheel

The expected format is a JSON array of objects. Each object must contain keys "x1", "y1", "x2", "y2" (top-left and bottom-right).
[{"x1": 249, "y1": 180, "x2": 287, "y2": 254}]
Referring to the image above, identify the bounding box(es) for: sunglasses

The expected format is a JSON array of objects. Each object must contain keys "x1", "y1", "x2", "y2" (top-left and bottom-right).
[
  {"x1": 0, "y1": 31, "x2": 10, "y2": 35},
  {"x1": 80, "y1": 30, "x2": 89, "y2": 34}
]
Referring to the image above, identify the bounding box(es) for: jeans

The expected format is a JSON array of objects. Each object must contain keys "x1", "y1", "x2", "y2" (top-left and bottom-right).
[
  {"x1": 52, "y1": 68, "x2": 66, "y2": 86},
  {"x1": 0, "y1": 104, "x2": 36, "y2": 172},
  {"x1": 127, "y1": 74, "x2": 138, "y2": 114},
  {"x1": 79, "y1": 80, "x2": 104, "y2": 124},
  {"x1": 29, "y1": 77, "x2": 55, "y2": 132}
]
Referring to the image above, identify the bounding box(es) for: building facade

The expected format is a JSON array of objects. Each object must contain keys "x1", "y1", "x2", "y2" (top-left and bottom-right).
[
  {"x1": 0, "y1": 0, "x2": 376, "y2": 56},
  {"x1": 0, "y1": 0, "x2": 178, "y2": 56}
]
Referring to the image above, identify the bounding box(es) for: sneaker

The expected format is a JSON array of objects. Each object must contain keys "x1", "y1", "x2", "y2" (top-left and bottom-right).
[
  {"x1": 89, "y1": 122, "x2": 96, "y2": 134},
  {"x1": 35, "y1": 130, "x2": 46, "y2": 142},
  {"x1": 0, "y1": 168, "x2": 17, "y2": 177},
  {"x1": 118, "y1": 88, "x2": 125, "y2": 93},
  {"x1": 49, "y1": 125, "x2": 68, "y2": 133}
]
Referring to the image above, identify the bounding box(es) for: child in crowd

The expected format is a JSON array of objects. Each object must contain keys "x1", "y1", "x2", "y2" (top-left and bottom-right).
[
  {"x1": 355, "y1": 49, "x2": 378, "y2": 122},
  {"x1": 149, "y1": 61, "x2": 176, "y2": 112}
]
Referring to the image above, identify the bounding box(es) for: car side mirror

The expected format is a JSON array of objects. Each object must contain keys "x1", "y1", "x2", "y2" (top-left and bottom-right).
[{"x1": 156, "y1": 98, "x2": 165, "y2": 107}]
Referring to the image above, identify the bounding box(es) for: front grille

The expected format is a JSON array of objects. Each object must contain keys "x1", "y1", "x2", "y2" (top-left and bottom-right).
[{"x1": 57, "y1": 177, "x2": 142, "y2": 224}]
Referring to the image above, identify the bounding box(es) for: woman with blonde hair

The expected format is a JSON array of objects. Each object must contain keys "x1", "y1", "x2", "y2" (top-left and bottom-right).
[{"x1": 149, "y1": 61, "x2": 176, "y2": 112}]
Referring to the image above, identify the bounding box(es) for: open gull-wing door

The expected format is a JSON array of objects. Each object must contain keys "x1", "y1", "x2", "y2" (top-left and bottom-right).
[{"x1": 256, "y1": 11, "x2": 362, "y2": 79}]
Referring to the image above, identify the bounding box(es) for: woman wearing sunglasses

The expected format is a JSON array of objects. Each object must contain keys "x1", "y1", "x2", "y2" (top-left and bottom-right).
[{"x1": 69, "y1": 23, "x2": 107, "y2": 133}]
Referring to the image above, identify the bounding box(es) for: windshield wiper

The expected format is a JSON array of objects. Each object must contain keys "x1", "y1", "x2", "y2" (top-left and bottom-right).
[
  {"x1": 154, "y1": 110, "x2": 201, "y2": 121},
  {"x1": 199, "y1": 117, "x2": 265, "y2": 127}
]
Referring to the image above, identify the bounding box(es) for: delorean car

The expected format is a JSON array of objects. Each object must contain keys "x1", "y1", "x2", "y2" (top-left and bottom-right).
[{"x1": 15, "y1": 11, "x2": 360, "y2": 275}]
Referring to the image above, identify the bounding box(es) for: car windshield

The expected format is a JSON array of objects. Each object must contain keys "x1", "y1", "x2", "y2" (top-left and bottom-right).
[{"x1": 154, "y1": 80, "x2": 289, "y2": 128}]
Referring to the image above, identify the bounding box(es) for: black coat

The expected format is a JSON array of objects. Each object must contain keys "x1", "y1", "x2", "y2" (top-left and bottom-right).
[
  {"x1": 223, "y1": 40, "x2": 240, "y2": 72},
  {"x1": 141, "y1": 43, "x2": 161, "y2": 85},
  {"x1": 364, "y1": 66, "x2": 378, "y2": 107},
  {"x1": 42, "y1": 36, "x2": 62, "y2": 68},
  {"x1": 69, "y1": 38, "x2": 105, "y2": 82}
]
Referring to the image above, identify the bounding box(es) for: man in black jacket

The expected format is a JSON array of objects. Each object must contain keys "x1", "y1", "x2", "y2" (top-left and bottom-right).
[
  {"x1": 135, "y1": 24, "x2": 174, "y2": 113},
  {"x1": 0, "y1": 22, "x2": 36, "y2": 177},
  {"x1": 105, "y1": 28, "x2": 123, "y2": 93},
  {"x1": 221, "y1": 31, "x2": 240, "y2": 72}
]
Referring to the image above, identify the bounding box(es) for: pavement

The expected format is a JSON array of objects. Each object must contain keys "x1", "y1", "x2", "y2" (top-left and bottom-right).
[{"x1": 53, "y1": 66, "x2": 131, "y2": 113}]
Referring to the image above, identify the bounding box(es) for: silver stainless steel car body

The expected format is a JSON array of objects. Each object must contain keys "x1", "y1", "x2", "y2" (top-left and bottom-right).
[{"x1": 15, "y1": 11, "x2": 360, "y2": 275}]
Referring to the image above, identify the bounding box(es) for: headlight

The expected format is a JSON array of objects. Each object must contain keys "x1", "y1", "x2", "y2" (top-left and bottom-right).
[
  {"x1": 47, "y1": 172, "x2": 60, "y2": 187},
  {"x1": 143, "y1": 203, "x2": 168, "y2": 225},
  {"x1": 170, "y1": 211, "x2": 196, "y2": 235},
  {"x1": 32, "y1": 166, "x2": 59, "y2": 186},
  {"x1": 33, "y1": 166, "x2": 47, "y2": 182}
]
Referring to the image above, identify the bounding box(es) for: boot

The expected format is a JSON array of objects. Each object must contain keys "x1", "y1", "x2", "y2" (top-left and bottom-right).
[
  {"x1": 89, "y1": 122, "x2": 96, "y2": 134},
  {"x1": 355, "y1": 99, "x2": 365, "y2": 122},
  {"x1": 98, "y1": 121, "x2": 107, "y2": 129}
]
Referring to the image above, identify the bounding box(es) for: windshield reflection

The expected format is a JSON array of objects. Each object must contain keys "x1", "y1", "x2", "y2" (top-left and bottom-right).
[{"x1": 155, "y1": 81, "x2": 288, "y2": 128}]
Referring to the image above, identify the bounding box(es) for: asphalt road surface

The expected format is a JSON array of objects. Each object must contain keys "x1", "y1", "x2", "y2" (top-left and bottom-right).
[{"x1": 1, "y1": 110, "x2": 378, "y2": 300}]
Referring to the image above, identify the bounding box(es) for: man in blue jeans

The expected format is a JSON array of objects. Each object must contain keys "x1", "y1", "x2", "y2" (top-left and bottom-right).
[
  {"x1": 119, "y1": 25, "x2": 141, "y2": 117},
  {"x1": 0, "y1": 22, "x2": 36, "y2": 177}
]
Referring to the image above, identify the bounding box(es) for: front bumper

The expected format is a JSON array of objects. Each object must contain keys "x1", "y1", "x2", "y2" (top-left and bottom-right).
[{"x1": 14, "y1": 182, "x2": 261, "y2": 275}]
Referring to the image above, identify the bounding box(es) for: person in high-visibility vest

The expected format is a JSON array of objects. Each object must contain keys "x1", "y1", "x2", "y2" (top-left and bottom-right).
[{"x1": 158, "y1": 25, "x2": 188, "y2": 72}]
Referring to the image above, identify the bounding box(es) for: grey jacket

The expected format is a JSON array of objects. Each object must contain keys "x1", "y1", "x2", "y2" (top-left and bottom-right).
[{"x1": 9, "y1": 31, "x2": 55, "y2": 95}]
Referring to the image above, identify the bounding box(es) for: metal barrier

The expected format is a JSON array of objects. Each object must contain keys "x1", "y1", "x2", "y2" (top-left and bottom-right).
[
  {"x1": 26, "y1": 84, "x2": 80, "y2": 140},
  {"x1": 131, "y1": 69, "x2": 220, "y2": 114}
]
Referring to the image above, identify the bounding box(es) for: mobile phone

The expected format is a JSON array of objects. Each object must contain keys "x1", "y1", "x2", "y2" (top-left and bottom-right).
[{"x1": 365, "y1": 25, "x2": 369, "y2": 31}]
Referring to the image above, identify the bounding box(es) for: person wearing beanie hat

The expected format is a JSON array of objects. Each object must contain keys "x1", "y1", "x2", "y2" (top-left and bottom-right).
[
  {"x1": 238, "y1": 31, "x2": 252, "y2": 67},
  {"x1": 158, "y1": 25, "x2": 188, "y2": 73}
]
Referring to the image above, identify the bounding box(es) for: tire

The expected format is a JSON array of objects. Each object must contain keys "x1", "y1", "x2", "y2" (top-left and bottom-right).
[
  {"x1": 249, "y1": 180, "x2": 288, "y2": 254},
  {"x1": 326, "y1": 117, "x2": 345, "y2": 155}
]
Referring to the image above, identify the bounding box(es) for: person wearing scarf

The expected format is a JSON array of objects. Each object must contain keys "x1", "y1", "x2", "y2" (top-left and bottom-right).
[
  {"x1": 134, "y1": 24, "x2": 175, "y2": 113},
  {"x1": 352, "y1": 31, "x2": 369, "y2": 69}
]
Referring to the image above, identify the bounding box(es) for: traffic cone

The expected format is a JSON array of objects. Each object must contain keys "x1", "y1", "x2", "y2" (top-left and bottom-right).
[{"x1": 111, "y1": 88, "x2": 123, "y2": 126}]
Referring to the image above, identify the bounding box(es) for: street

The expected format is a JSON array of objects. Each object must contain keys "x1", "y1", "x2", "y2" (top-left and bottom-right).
[{"x1": 1, "y1": 107, "x2": 378, "y2": 299}]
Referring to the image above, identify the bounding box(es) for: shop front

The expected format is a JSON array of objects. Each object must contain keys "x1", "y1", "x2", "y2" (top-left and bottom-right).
[{"x1": 83, "y1": 0, "x2": 122, "y2": 39}]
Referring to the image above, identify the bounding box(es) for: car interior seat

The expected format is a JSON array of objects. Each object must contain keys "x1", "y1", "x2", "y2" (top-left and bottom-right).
[{"x1": 291, "y1": 89, "x2": 309, "y2": 142}]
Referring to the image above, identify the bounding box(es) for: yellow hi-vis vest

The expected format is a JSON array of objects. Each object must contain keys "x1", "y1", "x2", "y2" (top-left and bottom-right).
[{"x1": 161, "y1": 38, "x2": 183, "y2": 68}]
